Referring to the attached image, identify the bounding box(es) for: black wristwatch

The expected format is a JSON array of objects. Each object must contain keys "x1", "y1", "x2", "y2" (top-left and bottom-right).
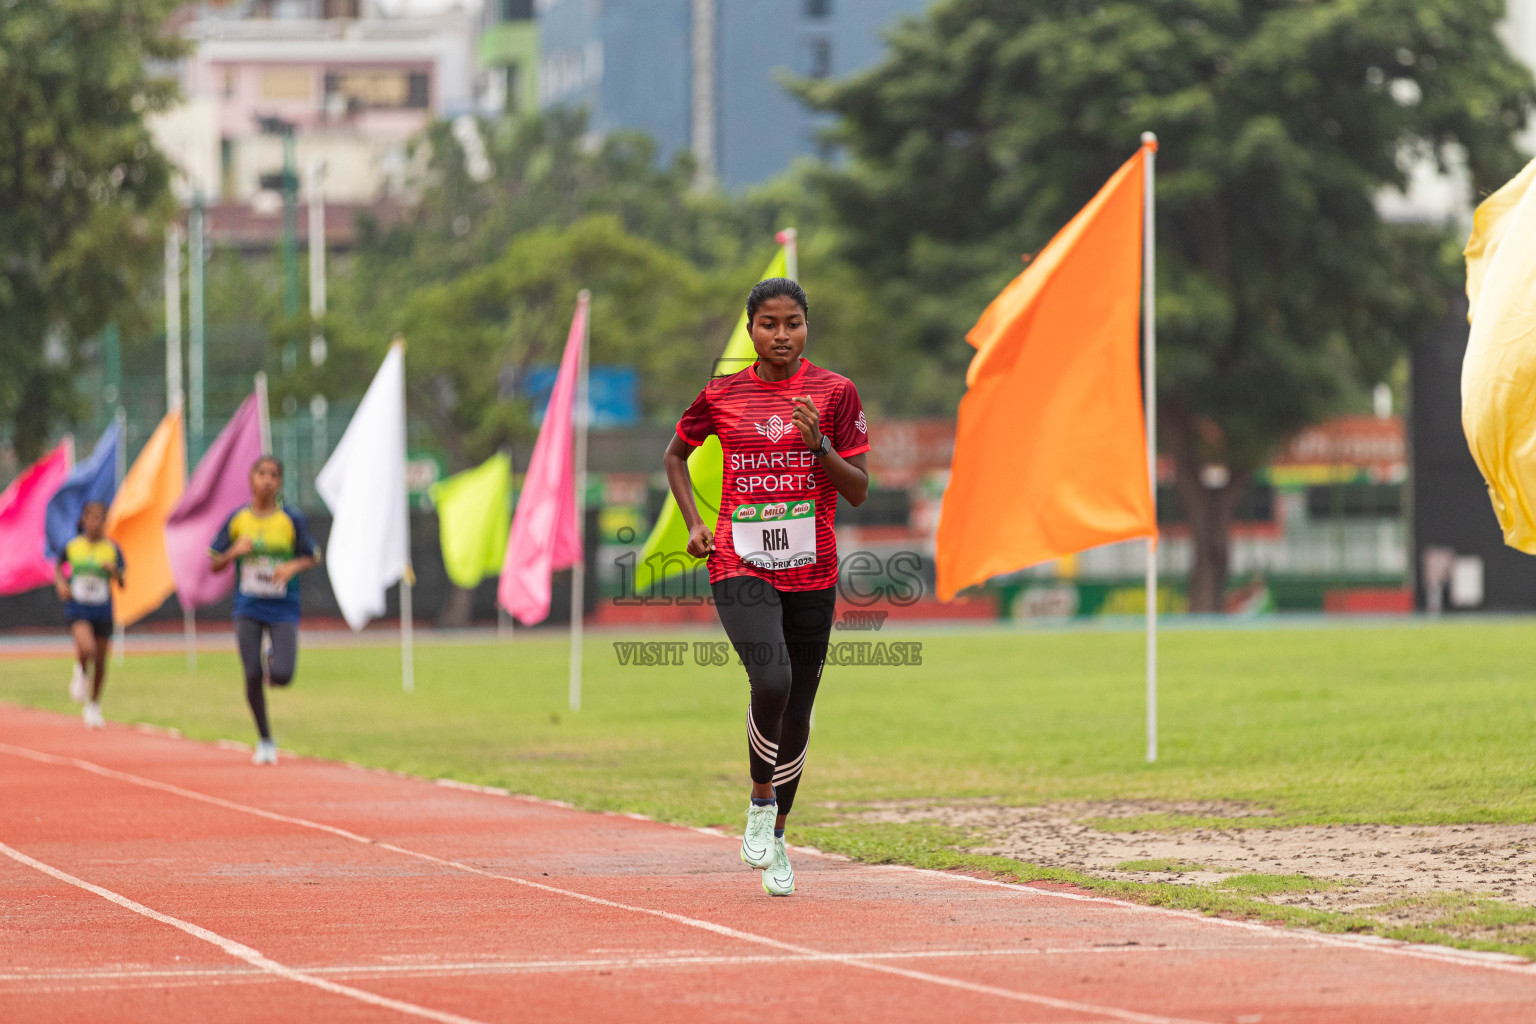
[{"x1": 810, "y1": 433, "x2": 832, "y2": 458}]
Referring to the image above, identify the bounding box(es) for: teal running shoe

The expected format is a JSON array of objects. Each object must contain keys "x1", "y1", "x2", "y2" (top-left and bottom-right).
[
  {"x1": 741, "y1": 802, "x2": 776, "y2": 868},
  {"x1": 763, "y1": 837, "x2": 794, "y2": 896}
]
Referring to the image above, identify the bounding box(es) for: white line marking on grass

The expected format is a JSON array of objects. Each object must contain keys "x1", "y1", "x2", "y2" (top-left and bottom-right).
[
  {"x1": 0, "y1": 840, "x2": 491, "y2": 1024},
  {"x1": 0, "y1": 743, "x2": 1210, "y2": 1024}
]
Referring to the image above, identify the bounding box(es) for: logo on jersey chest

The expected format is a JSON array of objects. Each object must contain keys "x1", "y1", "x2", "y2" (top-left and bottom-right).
[{"x1": 754, "y1": 414, "x2": 793, "y2": 443}]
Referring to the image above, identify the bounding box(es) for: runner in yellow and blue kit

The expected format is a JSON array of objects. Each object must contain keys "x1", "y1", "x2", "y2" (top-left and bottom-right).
[
  {"x1": 53, "y1": 501, "x2": 124, "y2": 730},
  {"x1": 210, "y1": 456, "x2": 319, "y2": 766}
]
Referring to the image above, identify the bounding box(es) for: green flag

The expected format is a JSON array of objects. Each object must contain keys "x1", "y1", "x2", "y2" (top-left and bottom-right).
[
  {"x1": 635, "y1": 247, "x2": 789, "y2": 595},
  {"x1": 429, "y1": 452, "x2": 512, "y2": 589}
]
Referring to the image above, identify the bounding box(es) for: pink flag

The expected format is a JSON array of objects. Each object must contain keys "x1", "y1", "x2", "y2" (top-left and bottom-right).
[
  {"x1": 499, "y1": 294, "x2": 588, "y2": 626},
  {"x1": 0, "y1": 443, "x2": 71, "y2": 595},
  {"x1": 164, "y1": 392, "x2": 266, "y2": 610}
]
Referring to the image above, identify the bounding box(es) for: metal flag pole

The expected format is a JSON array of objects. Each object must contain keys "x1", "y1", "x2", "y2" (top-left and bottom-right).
[
  {"x1": 189, "y1": 196, "x2": 206, "y2": 463},
  {"x1": 1141, "y1": 131, "x2": 1159, "y2": 765},
  {"x1": 394, "y1": 335, "x2": 415, "y2": 694},
  {"x1": 569, "y1": 290, "x2": 592, "y2": 712},
  {"x1": 184, "y1": 607, "x2": 197, "y2": 673},
  {"x1": 113, "y1": 406, "x2": 128, "y2": 665},
  {"x1": 498, "y1": 443, "x2": 513, "y2": 641}
]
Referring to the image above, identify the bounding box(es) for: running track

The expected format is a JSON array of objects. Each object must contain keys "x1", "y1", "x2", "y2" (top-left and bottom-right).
[{"x1": 3, "y1": 705, "x2": 1535, "y2": 1023}]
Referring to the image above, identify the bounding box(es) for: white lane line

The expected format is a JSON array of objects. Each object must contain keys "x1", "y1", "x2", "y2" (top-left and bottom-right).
[
  {"x1": 0, "y1": 943, "x2": 1260, "y2": 986},
  {"x1": 867, "y1": 862, "x2": 1536, "y2": 973},
  {"x1": 11, "y1": 740, "x2": 1536, "y2": 984},
  {"x1": 0, "y1": 841, "x2": 491, "y2": 1024},
  {"x1": 0, "y1": 743, "x2": 1209, "y2": 1024},
  {"x1": 415, "y1": 773, "x2": 1536, "y2": 977}
]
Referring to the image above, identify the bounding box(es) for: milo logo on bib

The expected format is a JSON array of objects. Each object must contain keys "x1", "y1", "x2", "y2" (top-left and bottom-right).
[{"x1": 731, "y1": 500, "x2": 816, "y2": 571}]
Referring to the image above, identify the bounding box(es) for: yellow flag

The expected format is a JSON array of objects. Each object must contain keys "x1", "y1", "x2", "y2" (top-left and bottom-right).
[
  {"x1": 429, "y1": 452, "x2": 512, "y2": 589},
  {"x1": 1463, "y1": 156, "x2": 1536, "y2": 552},
  {"x1": 106, "y1": 408, "x2": 186, "y2": 625},
  {"x1": 634, "y1": 247, "x2": 788, "y2": 595}
]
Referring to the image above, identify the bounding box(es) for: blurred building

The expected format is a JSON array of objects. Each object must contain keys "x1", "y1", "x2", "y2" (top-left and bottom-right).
[
  {"x1": 478, "y1": 0, "x2": 540, "y2": 117},
  {"x1": 151, "y1": 0, "x2": 478, "y2": 246},
  {"x1": 537, "y1": 0, "x2": 929, "y2": 187}
]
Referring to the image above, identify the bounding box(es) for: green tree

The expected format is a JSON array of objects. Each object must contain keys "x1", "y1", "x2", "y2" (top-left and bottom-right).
[
  {"x1": 308, "y1": 111, "x2": 880, "y2": 463},
  {"x1": 798, "y1": 0, "x2": 1534, "y2": 609},
  {"x1": 301, "y1": 215, "x2": 738, "y2": 472},
  {"x1": 0, "y1": 0, "x2": 183, "y2": 460}
]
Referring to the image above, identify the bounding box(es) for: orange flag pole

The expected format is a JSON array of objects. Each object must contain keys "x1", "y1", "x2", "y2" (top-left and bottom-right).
[
  {"x1": 1141, "y1": 132, "x2": 1158, "y2": 765},
  {"x1": 934, "y1": 133, "x2": 1161, "y2": 760}
]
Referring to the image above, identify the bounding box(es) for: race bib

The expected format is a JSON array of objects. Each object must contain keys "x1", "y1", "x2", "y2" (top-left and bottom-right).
[
  {"x1": 70, "y1": 574, "x2": 110, "y2": 605},
  {"x1": 731, "y1": 500, "x2": 816, "y2": 571},
  {"x1": 239, "y1": 557, "x2": 289, "y2": 599}
]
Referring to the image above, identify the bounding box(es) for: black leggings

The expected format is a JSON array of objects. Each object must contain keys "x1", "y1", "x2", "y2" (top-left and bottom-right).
[
  {"x1": 711, "y1": 575, "x2": 836, "y2": 818},
  {"x1": 235, "y1": 617, "x2": 298, "y2": 741}
]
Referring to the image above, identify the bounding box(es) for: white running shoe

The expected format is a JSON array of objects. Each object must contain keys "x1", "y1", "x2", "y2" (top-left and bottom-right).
[
  {"x1": 741, "y1": 802, "x2": 777, "y2": 869},
  {"x1": 82, "y1": 702, "x2": 105, "y2": 729},
  {"x1": 69, "y1": 664, "x2": 88, "y2": 704},
  {"x1": 763, "y1": 837, "x2": 794, "y2": 896},
  {"x1": 252, "y1": 739, "x2": 278, "y2": 766}
]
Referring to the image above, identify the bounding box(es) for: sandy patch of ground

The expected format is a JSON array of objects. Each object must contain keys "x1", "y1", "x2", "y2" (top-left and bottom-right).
[{"x1": 824, "y1": 800, "x2": 1536, "y2": 925}]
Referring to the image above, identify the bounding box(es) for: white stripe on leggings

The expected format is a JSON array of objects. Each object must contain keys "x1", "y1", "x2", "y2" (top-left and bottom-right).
[
  {"x1": 773, "y1": 747, "x2": 807, "y2": 784},
  {"x1": 746, "y1": 709, "x2": 778, "y2": 764}
]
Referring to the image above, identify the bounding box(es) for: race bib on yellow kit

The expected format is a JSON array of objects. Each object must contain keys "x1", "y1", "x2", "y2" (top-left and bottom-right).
[
  {"x1": 239, "y1": 557, "x2": 289, "y2": 599},
  {"x1": 731, "y1": 500, "x2": 817, "y2": 571},
  {"x1": 70, "y1": 574, "x2": 110, "y2": 605}
]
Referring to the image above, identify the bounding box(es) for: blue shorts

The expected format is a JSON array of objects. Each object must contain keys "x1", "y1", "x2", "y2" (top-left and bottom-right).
[{"x1": 67, "y1": 615, "x2": 113, "y2": 639}]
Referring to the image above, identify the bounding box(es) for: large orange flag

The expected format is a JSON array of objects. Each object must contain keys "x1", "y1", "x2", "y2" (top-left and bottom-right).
[
  {"x1": 936, "y1": 145, "x2": 1155, "y2": 601},
  {"x1": 107, "y1": 408, "x2": 186, "y2": 625}
]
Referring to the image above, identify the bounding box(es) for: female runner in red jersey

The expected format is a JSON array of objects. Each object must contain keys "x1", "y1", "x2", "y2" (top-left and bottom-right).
[{"x1": 663, "y1": 277, "x2": 870, "y2": 896}]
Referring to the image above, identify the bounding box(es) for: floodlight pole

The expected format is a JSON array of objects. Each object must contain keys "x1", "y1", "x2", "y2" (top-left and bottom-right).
[
  {"x1": 255, "y1": 372, "x2": 272, "y2": 455},
  {"x1": 1142, "y1": 131, "x2": 1159, "y2": 765},
  {"x1": 165, "y1": 225, "x2": 183, "y2": 416}
]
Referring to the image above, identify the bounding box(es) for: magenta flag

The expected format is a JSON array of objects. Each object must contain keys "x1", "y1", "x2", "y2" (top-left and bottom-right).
[
  {"x1": 164, "y1": 392, "x2": 265, "y2": 610},
  {"x1": 0, "y1": 443, "x2": 71, "y2": 595},
  {"x1": 499, "y1": 294, "x2": 588, "y2": 626}
]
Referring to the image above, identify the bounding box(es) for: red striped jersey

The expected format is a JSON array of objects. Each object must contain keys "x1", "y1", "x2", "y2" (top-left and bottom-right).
[{"x1": 675, "y1": 358, "x2": 871, "y2": 590}]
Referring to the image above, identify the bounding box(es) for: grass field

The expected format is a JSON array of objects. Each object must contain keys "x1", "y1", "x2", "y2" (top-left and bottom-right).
[{"x1": 7, "y1": 619, "x2": 1536, "y2": 953}]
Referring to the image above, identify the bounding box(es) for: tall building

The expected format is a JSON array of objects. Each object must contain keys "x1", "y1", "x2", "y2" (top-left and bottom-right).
[
  {"x1": 478, "y1": 0, "x2": 540, "y2": 117},
  {"x1": 537, "y1": 0, "x2": 930, "y2": 188},
  {"x1": 155, "y1": 0, "x2": 477, "y2": 220}
]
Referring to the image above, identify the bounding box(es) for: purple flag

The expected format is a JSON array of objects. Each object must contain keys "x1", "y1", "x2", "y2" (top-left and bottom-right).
[{"x1": 164, "y1": 392, "x2": 265, "y2": 610}]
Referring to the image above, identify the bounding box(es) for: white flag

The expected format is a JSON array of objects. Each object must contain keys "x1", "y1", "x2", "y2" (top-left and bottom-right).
[{"x1": 317, "y1": 343, "x2": 407, "y2": 631}]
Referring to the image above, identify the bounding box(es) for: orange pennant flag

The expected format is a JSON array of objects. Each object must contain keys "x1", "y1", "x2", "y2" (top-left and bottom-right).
[
  {"x1": 936, "y1": 145, "x2": 1156, "y2": 601},
  {"x1": 107, "y1": 408, "x2": 187, "y2": 626}
]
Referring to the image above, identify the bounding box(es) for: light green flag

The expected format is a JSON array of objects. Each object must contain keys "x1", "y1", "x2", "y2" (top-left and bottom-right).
[
  {"x1": 429, "y1": 452, "x2": 513, "y2": 589},
  {"x1": 635, "y1": 247, "x2": 789, "y2": 595}
]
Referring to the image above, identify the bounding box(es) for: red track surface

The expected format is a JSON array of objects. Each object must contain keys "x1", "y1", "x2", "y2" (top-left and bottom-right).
[{"x1": 3, "y1": 705, "x2": 1535, "y2": 1023}]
